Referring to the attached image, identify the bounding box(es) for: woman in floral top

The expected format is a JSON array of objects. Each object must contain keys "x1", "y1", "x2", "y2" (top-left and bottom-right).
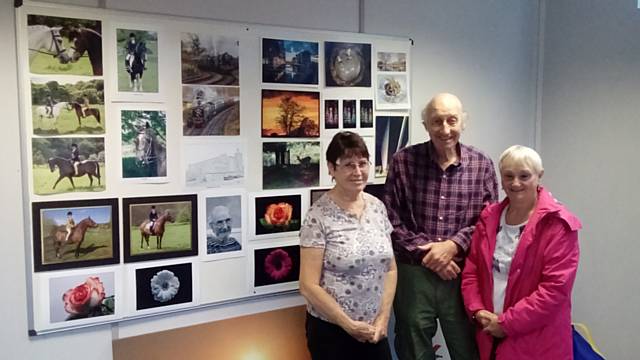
[{"x1": 299, "y1": 131, "x2": 397, "y2": 360}]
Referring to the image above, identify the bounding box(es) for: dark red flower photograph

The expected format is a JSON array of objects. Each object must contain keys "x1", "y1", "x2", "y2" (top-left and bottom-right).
[{"x1": 254, "y1": 245, "x2": 300, "y2": 287}]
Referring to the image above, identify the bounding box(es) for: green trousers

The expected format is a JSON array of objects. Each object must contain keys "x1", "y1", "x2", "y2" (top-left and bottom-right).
[{"x1": 393, "y1": 262, "x2": 478, "y2": 360}]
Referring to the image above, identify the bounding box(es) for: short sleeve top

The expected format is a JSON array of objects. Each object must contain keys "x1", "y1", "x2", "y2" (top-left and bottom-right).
[{"x1": 300, "y1": 192, "x2": 394, "y2": 324}]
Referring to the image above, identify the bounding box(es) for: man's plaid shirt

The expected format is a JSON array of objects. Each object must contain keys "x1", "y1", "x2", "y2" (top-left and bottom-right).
[{"x1": 384, "y1": 141, "x2": 498, "y2": 265}]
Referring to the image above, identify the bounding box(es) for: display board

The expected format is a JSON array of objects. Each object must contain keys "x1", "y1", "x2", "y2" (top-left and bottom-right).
[{"x1": 16, "y1": 1, "x2": 411, "y2": 334}]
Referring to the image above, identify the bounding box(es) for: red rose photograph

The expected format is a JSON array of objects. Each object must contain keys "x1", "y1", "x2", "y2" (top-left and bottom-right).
[
  {"x1": 48, "y1": 271, "x2": 115, "y2": 323},
  {"x1": 254, "y1": 194, "x2": 302, "y2": 237}
]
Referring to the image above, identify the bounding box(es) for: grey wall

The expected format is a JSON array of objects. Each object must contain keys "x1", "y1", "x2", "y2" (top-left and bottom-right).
[
  {"x1": 0, "y1": 0, "x2": 537, "y2": 358},
  {"x1": 541, "y1": 1, "x2": 640, "y2": 358}
]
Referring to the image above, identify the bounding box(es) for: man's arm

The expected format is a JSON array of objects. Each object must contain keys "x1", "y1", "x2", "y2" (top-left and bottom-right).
[{"x1": 384, "y1": 154, "x2": 432, "y2": 264}]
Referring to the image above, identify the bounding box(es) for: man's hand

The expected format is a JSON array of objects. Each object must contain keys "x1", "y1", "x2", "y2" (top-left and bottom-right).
[
  {"x1": 435, "y1": 260, "x2": 460, "y2": 280},
  {"x1": 419, "y1": 240, "x2": 459, "y2": 272}
]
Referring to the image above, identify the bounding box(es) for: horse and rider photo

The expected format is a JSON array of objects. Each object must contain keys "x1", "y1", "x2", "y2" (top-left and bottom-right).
[
  {"x1": 31, "y1": 199, "x2": 118, "y2": 272},
  {"x1": 31, "y1": 77, "x2": 104, "y2": 135},
  {"x1": 32, "y1": 137, "x2": 105, "y2": 195},
  {"x1": 116, "y1": 29, "x2": 159, "y2": 93},
  {"x1": 28, "y1": 15, "x2": 102, "y2": 76},
  {"x1": 122, "y1": 195, "x2": 198, "y2": 263},
  {"x1": 120, "y1": 110, "x2": 167, "y2": 179}
]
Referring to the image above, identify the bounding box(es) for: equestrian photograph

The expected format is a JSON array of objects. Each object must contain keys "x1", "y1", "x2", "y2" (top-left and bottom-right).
[
  {"x1": 28, "y1": 15, "x2": 102, "y2": 76},
  {"x1": 31, "y1": 198, "x2": 119, "y2": 272},
  {"x1": 120, "y1": 109, "x2": 167, "y2": 179},
  {"x1": 32, "y1": 137, "x2": 105, "y2": 195},
  {"x1": 31, "y1": 77, "x2": 104, "y2": 135},
  {"x1": 116, "y1": 28, "x2": 158, "y2": 93},
  {"x1": 122, "y1": 195, "x2": 198, "y2": 262}
]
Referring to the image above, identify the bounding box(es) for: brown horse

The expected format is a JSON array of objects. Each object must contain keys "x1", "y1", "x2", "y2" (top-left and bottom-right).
[
  {"x1": 139, "y1": 210, "x2": 174, "y2": 249},
  {"x1": 48, "y1": 157, "x2": 101, "y2": 189},
  {"x1": 53, "y1": 217, "x2": 98, "y2": 259},
  {"x1": 69, "y1": 101, "x2": 101, "y2": 128}
]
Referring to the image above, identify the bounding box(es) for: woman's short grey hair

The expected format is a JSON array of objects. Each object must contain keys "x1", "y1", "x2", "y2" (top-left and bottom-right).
[{"x1": 499, "y1": 145, "x2": 544, "y2": 175}]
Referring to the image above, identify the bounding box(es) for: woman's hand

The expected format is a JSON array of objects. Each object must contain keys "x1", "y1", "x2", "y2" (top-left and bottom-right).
[
  {"x1": 343, "y1": 319, "x2": 376, "y2": 343},
  {"x1": 370, "y1": 315, "x2": 390, "y2": 343},
  {"x1": 477, "y1": 311, "x2": 506, "y2": 338}
]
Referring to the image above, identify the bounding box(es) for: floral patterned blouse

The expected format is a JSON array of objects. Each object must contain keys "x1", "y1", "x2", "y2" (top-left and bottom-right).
[{"x1": 300, "y1": 192, "x2": 394, "y2": 324}]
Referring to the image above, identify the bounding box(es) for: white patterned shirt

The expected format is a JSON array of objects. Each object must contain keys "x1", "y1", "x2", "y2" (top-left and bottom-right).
[{"x1": 300, "y1": 192, "x2": 394, "y2": 324}]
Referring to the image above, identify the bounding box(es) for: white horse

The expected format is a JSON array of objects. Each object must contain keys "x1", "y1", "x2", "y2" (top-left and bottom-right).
[
  {"x1": 28, "y1": 25, "x2": 71, "y2": 64},
  {"x1": 35, "y1": 102, "x2": 69, "y2": 128}
]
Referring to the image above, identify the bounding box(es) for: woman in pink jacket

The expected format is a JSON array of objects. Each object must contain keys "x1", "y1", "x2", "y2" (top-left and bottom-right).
[{"x1": 461, "y1": 145, "x2": 581, "y2": 360}]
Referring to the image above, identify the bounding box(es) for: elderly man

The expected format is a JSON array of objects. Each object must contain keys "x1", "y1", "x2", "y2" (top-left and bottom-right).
[
  {"x1": 207, "y1": 205, "x2": 241, "y2": 254},
  {"x1": 384, "y1": 93, "x2": 498, "y2": 360}
]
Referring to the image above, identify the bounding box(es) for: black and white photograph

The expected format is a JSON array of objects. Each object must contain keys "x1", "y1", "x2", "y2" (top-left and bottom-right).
[
  {"x1": 204, "y1": 193, "x2": 243, "y2": 258},
  {"x1": 135, "y1": 262, "x2": 193, "y2": 311},
  {"x1": 184, "y1": 139, "x2": 245, "y2": 188}
]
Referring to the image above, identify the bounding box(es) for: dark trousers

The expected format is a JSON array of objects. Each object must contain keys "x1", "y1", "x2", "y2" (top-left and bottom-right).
[
  {"x1": 393, "y1": 262, "x2": 478, "y2": 360},
  {"x1": 305, "y1": 312, "x2": 392, "y2": 360}
]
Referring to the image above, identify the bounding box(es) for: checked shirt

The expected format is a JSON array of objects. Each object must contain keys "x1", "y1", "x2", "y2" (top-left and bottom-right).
[{"x1": 384, "y1": 141, "x2": 498, "y2": 265}]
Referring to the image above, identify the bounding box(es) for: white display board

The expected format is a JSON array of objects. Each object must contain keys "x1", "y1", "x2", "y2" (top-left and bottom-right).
[{"x1": 16, "y1": 1, "x2": 411, "y2": 334}]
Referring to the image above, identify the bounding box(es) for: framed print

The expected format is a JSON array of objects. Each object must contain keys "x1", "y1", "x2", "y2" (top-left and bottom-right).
[
  {"x1": 32, "y1": 198, "x2": 119, "y2": 272},
  {"x1": 132, "y1": 261, "x2": 196, "y2": 314},
  {"x1": 262, "y1": 38, "x2": 319, "y2": 85},
  {"x1": 375, "y1": 115, "x2": 409, "y2": 178},
  {"x1": 324, "y1": 41, "x2": 371, "y2": 87},
  {"x1": 28, "y1": 14, "x2": 103, "y2": 76},
  {"x1": 251, "y1": 192, "x2": 303, "y2": 239},
  {"x1": 310, "y1": 187, "x2": 331, "y2": 206},
  {"x1": 122, "y1": 194, "x2": 198, "y2": 263},
  {"x1": 252, "y1": 242, "x2": 300, "y2": 294},
  {"x1": 32, "y1": 137, "x2": 105, "y2": 195},
  {"x1": 262, "y1": 141, "x2": 320, "y2": 189},
  {"x1": 199, "y1": 189, "x2": 246, "y2": 261},
  {"x1": 31, "y1": 77, "x2": 104, "y2": 136},
  {"x1": 261, "y1": 89, "x2": 320, "y2": 138}
]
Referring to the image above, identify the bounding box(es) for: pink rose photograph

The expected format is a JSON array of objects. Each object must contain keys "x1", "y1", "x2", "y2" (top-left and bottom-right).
[
  {"x1": 254, "y1": 194, "x2": 302, "y2": 237},
  {"x1": 49, "y1": 272, "x2": 115, "y2": 323}
]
